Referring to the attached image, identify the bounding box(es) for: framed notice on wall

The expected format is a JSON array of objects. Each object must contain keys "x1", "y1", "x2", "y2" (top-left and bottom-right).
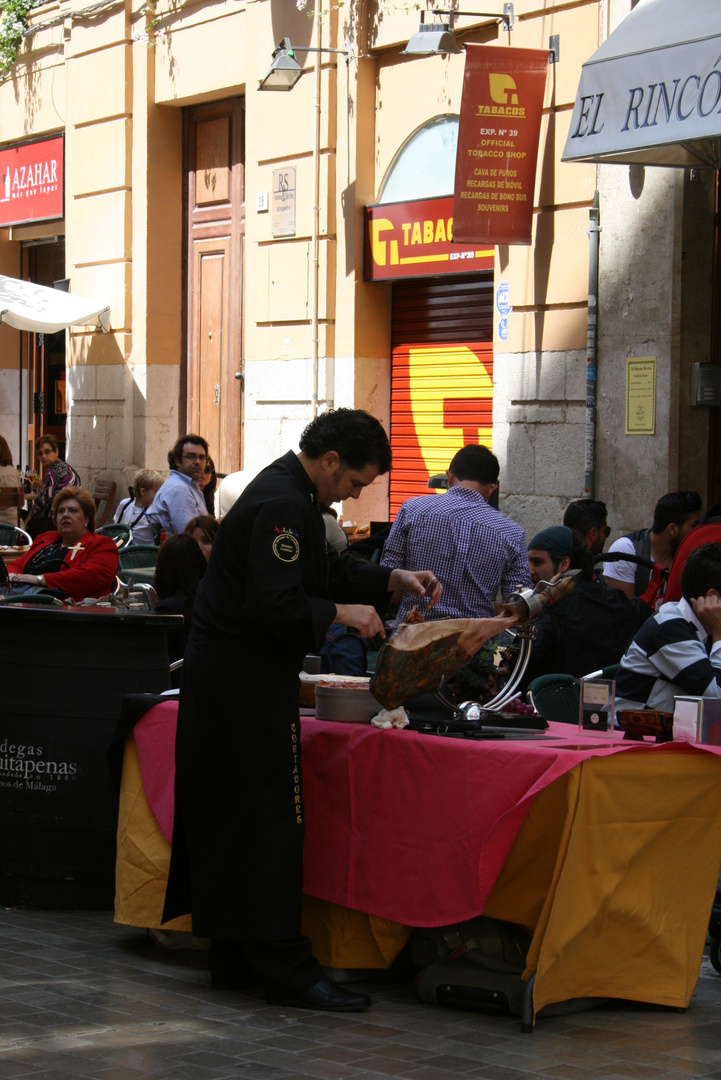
[{"x1": 625, "y1": 357, "x2": 656, "y2": 435}]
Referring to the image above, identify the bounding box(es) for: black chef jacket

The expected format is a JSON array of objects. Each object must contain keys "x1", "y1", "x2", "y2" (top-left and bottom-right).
[{"x1": 163, "y1": 451, "x2": 392, "y2": 940}]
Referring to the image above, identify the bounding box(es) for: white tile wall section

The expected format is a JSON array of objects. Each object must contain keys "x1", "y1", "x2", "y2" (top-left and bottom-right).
[{"x1": 65, "y1": 362, "x2": 180, "y2": 508}]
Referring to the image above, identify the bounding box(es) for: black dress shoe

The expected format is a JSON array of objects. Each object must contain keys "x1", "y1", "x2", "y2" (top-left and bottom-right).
[{"x1": 268, "y1": 977, "x2": 371, "y2": 1012}]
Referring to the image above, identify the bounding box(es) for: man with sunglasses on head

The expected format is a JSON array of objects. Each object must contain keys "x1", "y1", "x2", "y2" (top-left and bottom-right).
[{"x1": 149, "y1": 434, "x2": 210, "y2": 537}]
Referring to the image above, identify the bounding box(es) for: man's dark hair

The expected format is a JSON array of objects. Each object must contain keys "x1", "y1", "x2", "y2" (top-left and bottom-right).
[
  {"x1": 299, "y1": 409, "x2": 391, "y2": 473},
  {"x1": 680, "y1": 543, "x2": 721, "y2": 602},
  {"x1": 652, "y1": 490, "x2": 701, "y2": 534},
  {"x1": 568, "y1": 537, "x2": 595, "y2": 580},
  {"x1": 563, "y1": 499, "x2": 607, "y2": 538},
  {"x1": 168, "y1": 434, "x2": 209, "y2": 471},
  {"x1": 448, "y1": 444, "x2": 499, "y2": 485}
]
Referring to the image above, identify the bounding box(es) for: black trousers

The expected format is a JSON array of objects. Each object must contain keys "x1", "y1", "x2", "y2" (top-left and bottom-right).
[{"x1": 210, "y1": 935, "x2": 323, "y2": 996}]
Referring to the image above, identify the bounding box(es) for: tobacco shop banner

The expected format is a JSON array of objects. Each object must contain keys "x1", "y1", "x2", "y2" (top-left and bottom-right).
[
  {"x1": 453, "y1": 45, "x2": 548, "y2": 246},
  {"x1": 364, "y1": 196, "x2": 493, "y2": 282}
]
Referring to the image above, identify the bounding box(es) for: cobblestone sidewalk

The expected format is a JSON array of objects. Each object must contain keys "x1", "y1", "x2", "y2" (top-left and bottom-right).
[{"x1": 2, "y1": 910, "x2": 721, "y2": 1080}]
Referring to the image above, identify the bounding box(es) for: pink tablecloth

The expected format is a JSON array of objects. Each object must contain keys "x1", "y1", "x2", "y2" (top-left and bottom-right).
[{"x1": 133, "y1": 703, "x2": 721, "y2": 928}]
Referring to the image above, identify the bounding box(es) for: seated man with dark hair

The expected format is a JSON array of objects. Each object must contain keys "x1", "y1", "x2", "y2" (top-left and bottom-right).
[
  {"x1": 523, "y1": 527, "x2": 652, "y2": 687},
  {"x1": 615, "y1": 542, "x2": 721, "y2": 713},
  {"x1": 381, "y1": 443, "x2": 530, "y2": 621},
  {"x1": 563, "y1": 499, "x2": 609, "y2": 556},
  {"x1": 604, "y1": 490, "x2": 701, "y2": 598}
]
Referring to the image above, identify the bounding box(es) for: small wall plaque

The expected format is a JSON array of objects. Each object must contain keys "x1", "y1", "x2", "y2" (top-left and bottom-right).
[
  {"x1": 625, "y1": 356, "x2": 656, "y2": 435},
  {"x1": 272, "y1": 167, "x2": 296, "y2": 237}
]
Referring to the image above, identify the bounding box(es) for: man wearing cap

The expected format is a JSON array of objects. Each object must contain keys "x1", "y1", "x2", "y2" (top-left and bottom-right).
[
  {"x1": 526, "y1": 526, "x2": 575, "y2": 586},
  {"x1": 523, "y1": 526, "x2": 652, "y2": 686},
  {"x1": 381, "y1": 444, "x2": 531, "y2": 621}
]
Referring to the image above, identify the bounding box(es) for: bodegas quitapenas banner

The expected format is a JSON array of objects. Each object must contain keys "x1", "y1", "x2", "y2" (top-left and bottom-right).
[{"x1": 453, "y1": 46, "x2": 548, "y2": 246}]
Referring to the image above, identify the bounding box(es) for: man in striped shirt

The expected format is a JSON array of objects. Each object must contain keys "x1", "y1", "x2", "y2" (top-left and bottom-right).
[
  {"x1": 380, "y1": 444, "x2": 531, "y2": 622},
  {"x1": 615, "y1": 543, "x2": 721, "y2": 713}
]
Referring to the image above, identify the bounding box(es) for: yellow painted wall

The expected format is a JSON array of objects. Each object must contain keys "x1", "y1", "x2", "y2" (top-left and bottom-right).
[{"x1": 0, "y1": 0, "x2": 601, "y2": 510}]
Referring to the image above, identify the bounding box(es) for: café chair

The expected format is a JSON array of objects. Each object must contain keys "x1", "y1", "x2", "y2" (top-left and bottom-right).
[
  {"x1": 97, "y1": 522, "x2": 132, "y2": 549},
  {"x1": 0, "y1": 592, "x2": 65, "y2": 606},
  {"x1": 0, "y1": 486, "x2": 24, "y2": 526},
  {"x1": 526, "y1": 674, "x2": 580, "y2": 725},
  {"x1": 113, "y1": 578, "x2": 158, "y2": 610},
  {"x1": 118, "y1": 544, "x2": 158, "y2": 585},
  {"x1": 92, "y1": 478, "x2": 117, "y2": 527},
  {"x1": 582, "y1": 663, "x2": 621, "y2": 680},
  {"x1": 0, "y1": 523, "x2": 32, "y2": 546}
]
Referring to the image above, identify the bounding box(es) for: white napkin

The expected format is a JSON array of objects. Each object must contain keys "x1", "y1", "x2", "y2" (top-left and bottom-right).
[{"x1": 371, "y1": 707, "x2": 409, "y2": 730}]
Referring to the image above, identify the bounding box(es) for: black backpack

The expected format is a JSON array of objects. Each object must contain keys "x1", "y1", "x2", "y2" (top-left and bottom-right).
[{"x1": 626, "y1": 527, "x2": 652, "y2": 597}]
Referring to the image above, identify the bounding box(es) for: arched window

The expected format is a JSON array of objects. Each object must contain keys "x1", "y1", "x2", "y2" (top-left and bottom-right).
[{"x1": 378, "y1": 115, "x2": 459, "y2": 204}]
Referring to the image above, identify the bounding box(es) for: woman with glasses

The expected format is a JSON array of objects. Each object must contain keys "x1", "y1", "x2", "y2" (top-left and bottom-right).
[{"x1": 25, "y1": 434, "x2": 81, "y2": 538}]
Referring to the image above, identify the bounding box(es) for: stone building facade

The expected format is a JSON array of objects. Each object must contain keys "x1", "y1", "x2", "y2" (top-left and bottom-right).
[{"x1": 0, "y1": 0, "x2": 716, "y2": 537}]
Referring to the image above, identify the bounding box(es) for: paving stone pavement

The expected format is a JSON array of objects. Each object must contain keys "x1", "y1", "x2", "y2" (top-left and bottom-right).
[{"x1": 2, "y1": 910, "x2": 721, "y2": 1080}]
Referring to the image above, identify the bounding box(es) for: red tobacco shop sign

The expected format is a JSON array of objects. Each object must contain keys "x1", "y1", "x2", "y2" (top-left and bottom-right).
[
  {"x1": 453, "y1": 45, "x2": 548, "y2": 246},
  {"x1": 364, "y1": 195, "x2": 494, "y2": 281},
  {"x1": 0, "y1": 134, "x2": 64, "y2": 228}
]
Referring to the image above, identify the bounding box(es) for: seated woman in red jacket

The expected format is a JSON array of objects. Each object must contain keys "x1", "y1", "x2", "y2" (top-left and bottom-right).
[{"x1": 8, "y1": 486, "x2": 118, "y2": 601}]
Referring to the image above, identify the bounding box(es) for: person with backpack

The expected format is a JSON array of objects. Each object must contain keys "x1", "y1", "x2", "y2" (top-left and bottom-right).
[
  {"x1": 25, "y1": 434, "x2": 82, "y2": 537},
  {"x1": 604, "y1": 491, "x2": 701, "y2": 599},
  {"x1": 114, "y1": 469, "x2": 164, "y2": 546}
]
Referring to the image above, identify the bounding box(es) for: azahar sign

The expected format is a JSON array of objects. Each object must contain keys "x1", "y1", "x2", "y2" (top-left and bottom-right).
[{"x1": 0, "y1": 135, "x2": 64, "y2": 227}]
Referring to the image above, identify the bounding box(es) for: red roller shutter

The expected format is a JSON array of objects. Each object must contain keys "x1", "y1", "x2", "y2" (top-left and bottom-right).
[{"x1": 390, "y1": 275, "x2": 494, "y2": 517}]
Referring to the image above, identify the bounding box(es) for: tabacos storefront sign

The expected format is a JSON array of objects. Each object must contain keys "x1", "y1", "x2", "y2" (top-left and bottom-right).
[
  {"x1": 0, "y1": 134, "x2": 64, "y2": 227},
  {"x1": 364, "y1": 195, "x2": 494, "y2": 282},
  {"x1": 453, "y1": 45, "x2": 548, "y2": 246},
  {"x1": 562, "y1": 38, "x2": 721, "y2": 163}
]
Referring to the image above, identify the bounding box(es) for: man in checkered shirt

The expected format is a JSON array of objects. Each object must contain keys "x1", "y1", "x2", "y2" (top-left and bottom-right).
[{"x1": 381, "y1": 445, "x2": 531, "y2": 622}]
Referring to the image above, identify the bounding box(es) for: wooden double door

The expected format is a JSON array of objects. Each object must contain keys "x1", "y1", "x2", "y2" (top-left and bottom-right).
[{"x1": 185, "y1": 98, "x2": 244, "y2": 476}]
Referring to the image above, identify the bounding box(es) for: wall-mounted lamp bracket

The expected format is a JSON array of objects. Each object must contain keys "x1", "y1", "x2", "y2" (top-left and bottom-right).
[
  {"x1": 432, "y1": 4, "x2": 514, "y2": 32},
  {"x1": 258, "y1": 38, "x2": 350, "y2": 90},
  {"x1": 549, "y1": 34, "x2": 560, "y2": 64}
]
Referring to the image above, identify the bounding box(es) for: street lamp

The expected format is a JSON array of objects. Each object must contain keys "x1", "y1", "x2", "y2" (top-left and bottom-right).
[
  {"x1": 402, "y1": 18, "x2": 461, "y2": 55},
  {"x1": 258, "y1": 38, "x2": 303, "y2": 91},
  {"x1": 402, "y1": 5, "x2": 514, "y2": 55}
]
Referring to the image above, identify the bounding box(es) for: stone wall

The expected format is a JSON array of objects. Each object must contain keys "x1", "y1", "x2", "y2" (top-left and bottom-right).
[{"x1": 493, "y1": 349, "x2": 587, "y2": 540}]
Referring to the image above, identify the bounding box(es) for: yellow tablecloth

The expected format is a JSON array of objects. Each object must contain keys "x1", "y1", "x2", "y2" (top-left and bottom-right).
[{"x1": 115, "y1": 734, "x2": 721, "y2": 1018}]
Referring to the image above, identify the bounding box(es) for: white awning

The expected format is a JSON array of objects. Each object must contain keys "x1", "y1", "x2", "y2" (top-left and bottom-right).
[
  {"x1": 0, "y1": 274, "x2": 110, "y2": 333},
  {"x1": 562, "y1": 0, "x2": 721, "y2": 168}
]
